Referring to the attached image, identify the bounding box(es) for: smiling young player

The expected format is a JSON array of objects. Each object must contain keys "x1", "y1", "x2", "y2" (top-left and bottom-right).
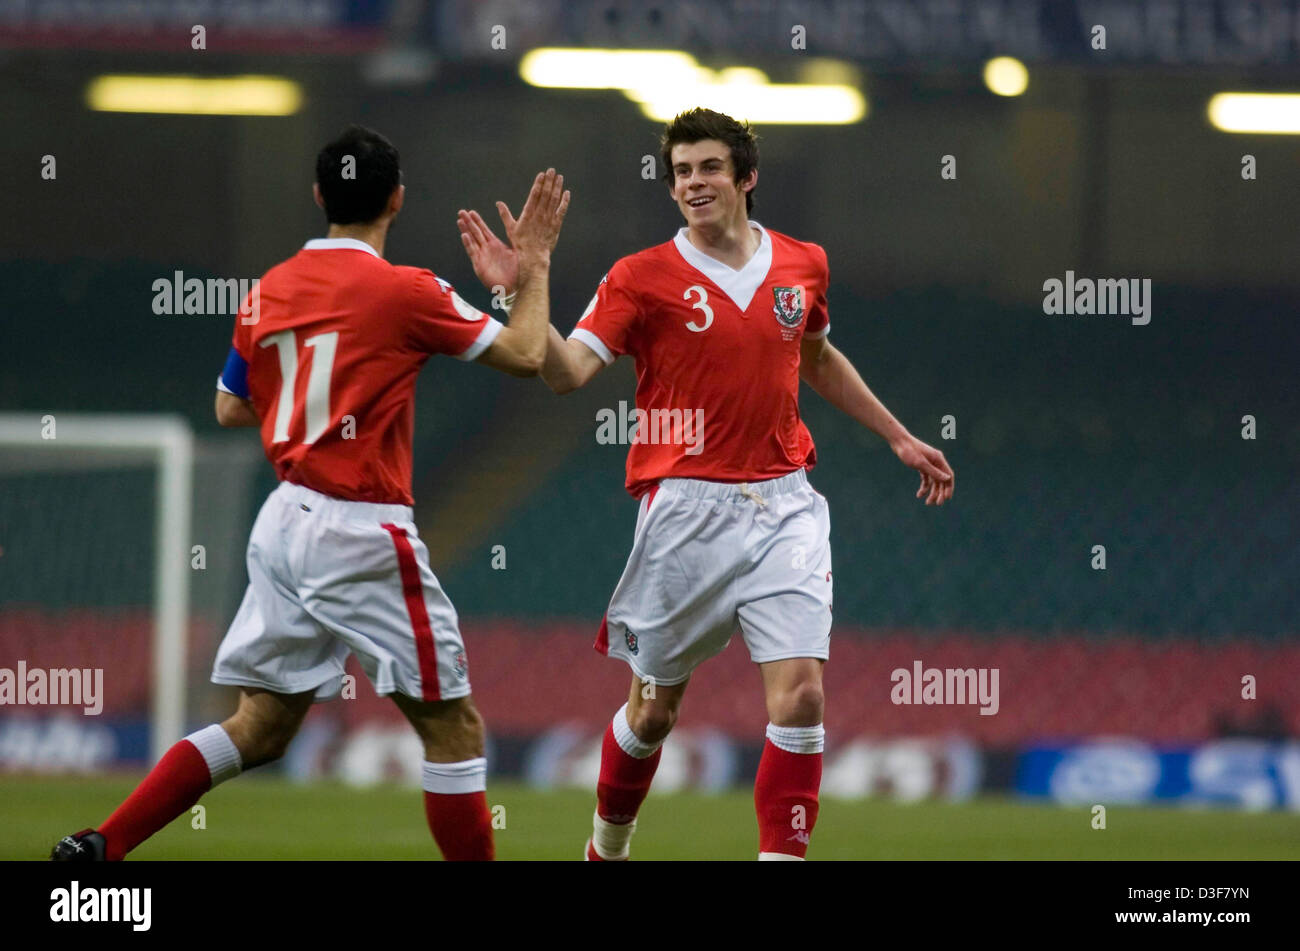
[
  {"x1": 52, "y1": 126, "x2": 569, "y2": 862},
  {"x1": 457, "y1": 108, "x2": 953, "y2": 860}
]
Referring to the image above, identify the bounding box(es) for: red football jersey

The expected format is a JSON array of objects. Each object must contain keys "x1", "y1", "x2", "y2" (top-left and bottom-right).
[
  {"x1": 571, "y1": 223, "x2": 830, "y2": 497},
  {"x1": 217, "y1": 238, "x2": 501, "y2": 505}
]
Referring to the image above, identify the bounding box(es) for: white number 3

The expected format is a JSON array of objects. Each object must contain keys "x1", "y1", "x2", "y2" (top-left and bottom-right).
[{"x1": 684, "y1": 285, "x2": 713, "y2": 332}]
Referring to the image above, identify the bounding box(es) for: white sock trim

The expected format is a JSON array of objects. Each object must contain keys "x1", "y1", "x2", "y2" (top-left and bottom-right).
[
  {"x1": 422, "y1": 757, "x2": 487, "y2": 795},
  {"x1": 613, "y1": 703, "x2": 662, "y2": 759},
  {"x1": 759, "y1": 851, "x2": 805, "y2": 861},
  {"x1": 766, "y1": 723, "x2": 825, "y2": 755},
  {"x1": 186, "y1": 724, "x2": 242, "y2": 786},
  {"x1": 592, "y1": 810, "x2": 636, "y2": 860}
]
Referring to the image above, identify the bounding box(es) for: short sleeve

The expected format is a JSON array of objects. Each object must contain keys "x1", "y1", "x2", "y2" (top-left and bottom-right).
[
  {"x1": 804, "y1": 245, "x2": 830, "y2": 339},
  {"x1": 407, "y1": 270, "x2": 503, "y2": 360},
  {"x1": 569, "y1": 258, "x2": 640, "y2": 365}
]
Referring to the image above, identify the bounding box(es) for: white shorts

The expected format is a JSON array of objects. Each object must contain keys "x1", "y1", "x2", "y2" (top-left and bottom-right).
[
  {"x1": 596, "y1": 469, "x2": 833, "y2": 685},
  {"x1": 212, "y1": 482, "x2": 470, "y2": 703}
]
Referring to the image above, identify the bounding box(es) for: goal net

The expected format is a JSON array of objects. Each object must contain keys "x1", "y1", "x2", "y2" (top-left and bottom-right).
[{"x1": 0, "y1": 413, "x2": 262, "y2": 770}]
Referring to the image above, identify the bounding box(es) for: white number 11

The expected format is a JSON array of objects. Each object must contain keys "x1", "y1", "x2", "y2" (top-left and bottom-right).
[{"x1": 259, "y1": 330, "x2": 339, "y2": 444}]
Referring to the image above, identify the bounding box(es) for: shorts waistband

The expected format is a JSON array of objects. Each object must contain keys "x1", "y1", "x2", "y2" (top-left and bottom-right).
[
  {"x1": 657, "y1": 469, "x2": 809, "y2": 501},
  {"x1": 274, "y1": 481, "x2": 413, "y2": 525}
]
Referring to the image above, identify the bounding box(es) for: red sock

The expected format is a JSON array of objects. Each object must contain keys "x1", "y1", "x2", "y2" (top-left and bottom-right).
[
  {"x1": 754, "y1": 738, "x2": 822, "y2": 858},
  {"x1": 423, "y1": 791, "x2": 494, "y2": 861},
  {"x1": 596, "y1": 722, "x2": 662, "y2": 824},
  {"x1": 99, "y1": 739, "x2": 212, "y2": 861}
]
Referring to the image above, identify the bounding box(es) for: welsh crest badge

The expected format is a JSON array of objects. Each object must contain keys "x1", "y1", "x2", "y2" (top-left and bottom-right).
[{"x1": 772, "y1": 285, "x2": 806, "y2": 328}]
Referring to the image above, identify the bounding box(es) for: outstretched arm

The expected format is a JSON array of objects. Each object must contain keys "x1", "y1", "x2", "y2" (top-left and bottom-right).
[
  {"x1": 800, "y1": 334, "x2": 954, "y2": 506},
  {"x1": 540, "y1": 325, "x2": 605, "y2": 394}
]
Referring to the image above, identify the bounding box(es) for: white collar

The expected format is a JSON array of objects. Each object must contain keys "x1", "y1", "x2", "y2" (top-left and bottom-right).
[
  {"x1": 672, "y1": 221, "x2": 771, "y2": 312},
  {"x1": 303, "y1": 237, "x2": 381, "y2": 258}
]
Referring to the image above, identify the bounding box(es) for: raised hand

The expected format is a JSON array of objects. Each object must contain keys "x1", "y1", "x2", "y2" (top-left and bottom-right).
[
  {"x1": 457, "y1": 207, "x2": 518, "y2": 294},
  {"x1": 509, "y1": 168, "x2": 570, "y2": 263},
  {"x1": 457, "y1": 169, "x2": 570, "y2": 292},
  {"x1": 892, "y1": 434, "x2": 954, "y2": 506}
]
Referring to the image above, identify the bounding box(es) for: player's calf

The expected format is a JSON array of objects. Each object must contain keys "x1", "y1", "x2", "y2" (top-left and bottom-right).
[
  {"x1": 51, "y1": 687, "x2": 312, "y2": 861},
  {"x1": 53, "y1": 724, "x2": 243, "y2": 861},
  {"x1": 754, "y1": 723, "x2": 824, "y2": 860},
  {"x1": 589, "y1": 677, "x2": 688, "y2": 860},
  {"x1": 394, "y1": 693, "x2": 494, "y2": 861},
  {"x1": 755, "y1": 659, "x2": 826, "y2": 860}
]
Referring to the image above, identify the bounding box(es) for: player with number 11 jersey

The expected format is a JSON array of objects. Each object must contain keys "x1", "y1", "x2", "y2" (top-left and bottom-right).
[{"x1": 52, "y1": 126, "x2": 570, "y2": 864}]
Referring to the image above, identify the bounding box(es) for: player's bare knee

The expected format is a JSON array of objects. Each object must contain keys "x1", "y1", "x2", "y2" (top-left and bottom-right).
[
  {"x1": 399, "y1": 695, "x2": 485, "y2": 759},
  {"x1": 220, "y1": 721, "x2": 281, "y2": 768},
  {"x1": 629, "y1": 704, "x2": 676, "y2": 744},
  {"x1": 446, "y1": 697, "x2": 485, "y2": 745},
  {"x1": 221, "y1": 706, "x2": 300, "y2": 767},
  {"x1": 771, "y1": 681, "x2": 824, "y2": 727}
]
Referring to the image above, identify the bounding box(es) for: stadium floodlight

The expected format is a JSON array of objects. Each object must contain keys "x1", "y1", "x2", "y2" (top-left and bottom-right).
[
  {"x1": 86, "y1": 75, "x2": 303, "y2": 116},
  {"x1": 1207, "y1": 93, "x2": 1300, "y2": 134},
  {"x1": 520, "y1": 48, "x2": 867, "y2": 125},
  {"x1": 633, "y1": 78, "x2": 866, "y2": 124},
  {"x1": 984, "y1": 57, "x2": 1029, "y2": 97},
  {"x1": 519, "y1": 48, "x2": 702, "y2": 91},
  {"x1": 0, "y1": 414, "x2": 193, "y2": 763}
]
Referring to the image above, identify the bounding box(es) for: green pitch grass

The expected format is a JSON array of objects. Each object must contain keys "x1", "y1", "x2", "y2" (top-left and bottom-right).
[{"x1": 3, "y1": 775, "x2": 1297, "y2": 860}]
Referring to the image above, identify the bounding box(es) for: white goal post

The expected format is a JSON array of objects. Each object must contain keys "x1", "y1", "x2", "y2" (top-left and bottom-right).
[{"x1": 0, "y1": 413, "x2": 193, "y2": 763}]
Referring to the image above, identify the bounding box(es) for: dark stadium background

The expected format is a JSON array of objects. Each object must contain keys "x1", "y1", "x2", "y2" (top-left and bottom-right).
[{"x1": 1, "y1": 0, "x2": 1298, "y2": 847}]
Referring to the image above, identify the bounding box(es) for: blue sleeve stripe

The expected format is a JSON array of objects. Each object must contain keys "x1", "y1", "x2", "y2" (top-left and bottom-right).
[{"x1": 219, "y1": 347, "x2": 250, "y2": 399}]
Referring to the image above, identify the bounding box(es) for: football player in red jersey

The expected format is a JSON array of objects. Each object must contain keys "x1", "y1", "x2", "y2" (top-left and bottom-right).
[
  {"x1": 459, "y1": 108, "x2": 952, "y2": 861},
  {"x1": 52, "y1": 126, "x2": 569, "y2": 862}
]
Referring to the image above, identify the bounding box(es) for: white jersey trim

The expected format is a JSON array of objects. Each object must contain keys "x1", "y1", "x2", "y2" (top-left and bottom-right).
[
  {"x1": 215, "y1": 374, "x2": 239, "y2": 395},
  {"x1": 672, "y1": 221, "x2": 772, "y2": 312},
  {"x1": 804, "y1": 323, "x2": 830, "y2": 339},
  {"x1": 302, "y1": 237, "x2": 382, "y2": 257},
  {"x1": 570, "y1": 327, "x2": 616, "y2": 365},
  {"x1": 455, "y1": 316, "x2": 504, "y2": 361}
]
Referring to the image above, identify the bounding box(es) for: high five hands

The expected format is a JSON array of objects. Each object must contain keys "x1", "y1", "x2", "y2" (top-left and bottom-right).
[{"x1": 457, "y1": 168, "x2": 569, "y2": 291}]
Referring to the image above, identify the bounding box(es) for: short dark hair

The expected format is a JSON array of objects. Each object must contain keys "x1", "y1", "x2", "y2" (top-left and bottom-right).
[
  {"x1": 660, "y1": 108, "x2": 759, "y2": 214},
  {"x1": 315, "y1": 125, "x2": 401, "y2": 225}
]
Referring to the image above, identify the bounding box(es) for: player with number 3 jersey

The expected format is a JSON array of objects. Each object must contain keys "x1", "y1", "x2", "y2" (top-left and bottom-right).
[{"x1": 458, "y1": 108, "x2": 954, "y2": 861}]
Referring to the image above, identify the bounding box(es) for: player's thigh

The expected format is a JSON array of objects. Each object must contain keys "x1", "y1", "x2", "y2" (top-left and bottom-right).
[
  {"x1": 212, "y1": 494, "x2": 350, "y2": 700},
  {"x1": 301, "y1": 518, "x2": 471, "y2": 703},
  {"x1": 736, "y1": 486, "x2": 832, "y2": 668},
  {"x1": 603, "y1": 492, "x2": 740, "y2": 685}
]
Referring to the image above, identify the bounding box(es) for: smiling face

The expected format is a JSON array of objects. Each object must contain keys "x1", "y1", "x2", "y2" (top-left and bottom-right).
[{"x1": 669, "y1": 139, "x2": 756, "y2": 230}]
